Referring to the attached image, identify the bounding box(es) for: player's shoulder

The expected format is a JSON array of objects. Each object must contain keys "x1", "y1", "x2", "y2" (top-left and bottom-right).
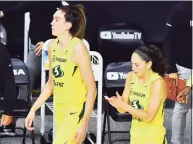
[
  {"x1": 73, "y1": 38, "x2": 88, "y2": 53},
  {"x1": 47, "y1": 39, "x2": 56, "y2": 48}
]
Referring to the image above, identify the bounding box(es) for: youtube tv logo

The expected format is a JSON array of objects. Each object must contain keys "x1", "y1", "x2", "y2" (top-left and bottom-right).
[
  {"x1": 100, "y1": 31, "x2": 112, "y2": 39},
  {"x1": 107, "y1": 72, "x2": 119, "y2": 80},
  {"x1": 107, "y1": 72, "x2": 128, "y2": 80},
  {"x1": 100, "y1": 31, "x2": 142, "y2": 40}
]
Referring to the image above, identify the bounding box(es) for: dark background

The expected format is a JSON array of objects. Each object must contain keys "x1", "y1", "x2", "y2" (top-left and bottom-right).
[{"x1": 0, "y1": 1, "x2": 179, "y2": 60}]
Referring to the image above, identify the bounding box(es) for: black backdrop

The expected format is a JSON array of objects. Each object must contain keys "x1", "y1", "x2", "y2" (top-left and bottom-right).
[{"x1": 0, "y1": 1, "x2": 179, "y2": 60}]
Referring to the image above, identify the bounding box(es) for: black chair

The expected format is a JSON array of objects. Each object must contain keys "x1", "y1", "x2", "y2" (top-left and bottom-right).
[
  {"x1": 0, "y1": 58, "x2": 35, "y2": 144},
  {"x1": 102, "y1": 62, "x2": 133, "y2": 144}
]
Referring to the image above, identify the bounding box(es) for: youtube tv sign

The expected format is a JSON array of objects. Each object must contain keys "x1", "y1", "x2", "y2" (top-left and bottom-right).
[
  {"x1": 100, "y1": 31, "x2": 142, "y2": 40},
  {"x1": 104, "y1": 62, "x2": 132, "y2": 88},
  {"x1": 98, "y1": 23, "x2": 144, "y2": 70},
  {"x1": 106, "y1": 72, "x2": 128, "y2": 80}
]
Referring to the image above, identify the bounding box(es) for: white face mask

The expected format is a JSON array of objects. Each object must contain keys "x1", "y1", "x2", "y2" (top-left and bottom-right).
[{"x1": 0, "y1": 23, "x2": 7, "y2": 45}]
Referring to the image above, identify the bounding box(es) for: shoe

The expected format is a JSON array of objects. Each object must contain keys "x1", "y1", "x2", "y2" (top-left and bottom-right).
[{"x1": 0, "y1": 123, "x2": 16, "y2": 136}]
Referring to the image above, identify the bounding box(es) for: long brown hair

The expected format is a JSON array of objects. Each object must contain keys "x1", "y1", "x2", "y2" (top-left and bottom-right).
[{"x1": 58, "y1": 4, "x2": 86, "y2": 39}]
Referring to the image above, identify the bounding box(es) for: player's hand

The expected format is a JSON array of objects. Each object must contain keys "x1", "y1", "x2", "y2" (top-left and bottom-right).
[
  {"x1": 0, "y1": 114, "x2": 13, "y2": 126},
  {"x1": 73, "y1": 121, "x2": 88, "y2": 144},
  {"x1": 104, "y1": 91, "x2": 123, "y2": 109},
  {"x1": 34, "y1": 41, "x2": 44, "y2": 56},
  {"x1": 176, "y1": 86, "x2": 191, "y2": 104},
  {"x1": 168, "y1": 73, "x2": 179, "y2": 87},
  {"x1": 25, "y1": 109, "x2": 35, "y2": 131}
]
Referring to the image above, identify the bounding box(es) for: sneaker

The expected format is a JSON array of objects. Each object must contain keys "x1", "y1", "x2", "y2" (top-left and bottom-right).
[{"x1": 0, "y1": 123, "x2": 16, "y2": 136}]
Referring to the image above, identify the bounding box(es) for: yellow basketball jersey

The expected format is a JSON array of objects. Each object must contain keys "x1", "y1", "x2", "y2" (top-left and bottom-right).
[
  {"x1": 51, "y1": 37, "x2": 88, "y2": 105},
  {"x1": 129, "y1": 72, "x2": 166, "y2": 139}
]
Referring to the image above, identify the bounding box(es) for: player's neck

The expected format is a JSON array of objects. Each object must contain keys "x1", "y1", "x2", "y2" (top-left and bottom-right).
[
  {"x1": 57, "y1": 32, "x2": 73, "y2": 49},
  {"x1": 139, "y1": 70, "x2": 153, "y2": 84}
]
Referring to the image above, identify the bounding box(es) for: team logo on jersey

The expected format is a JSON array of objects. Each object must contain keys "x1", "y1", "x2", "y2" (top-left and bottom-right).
[
  {"x1": 131, "y1": 100, "x2": 144, "y2": 110},
  {"x1": 52, "y1": 65, "x2": 64, "y2": 78},
  {"x1": 131, "y1": 100, "x2": 144, "y2": 122}
]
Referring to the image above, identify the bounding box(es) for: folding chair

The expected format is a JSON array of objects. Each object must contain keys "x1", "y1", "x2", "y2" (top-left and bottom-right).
[{"x1": 102, "y1": 62, "x2": 132, "y2": 144}]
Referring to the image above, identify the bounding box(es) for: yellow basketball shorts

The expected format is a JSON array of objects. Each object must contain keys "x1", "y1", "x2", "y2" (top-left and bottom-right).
[
  {"x1": 53, "y1": 102, "x2": 86, "y2": 144},
  {"x1": 130, "y1": 135, "x2": 167, "y2": 144}
]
